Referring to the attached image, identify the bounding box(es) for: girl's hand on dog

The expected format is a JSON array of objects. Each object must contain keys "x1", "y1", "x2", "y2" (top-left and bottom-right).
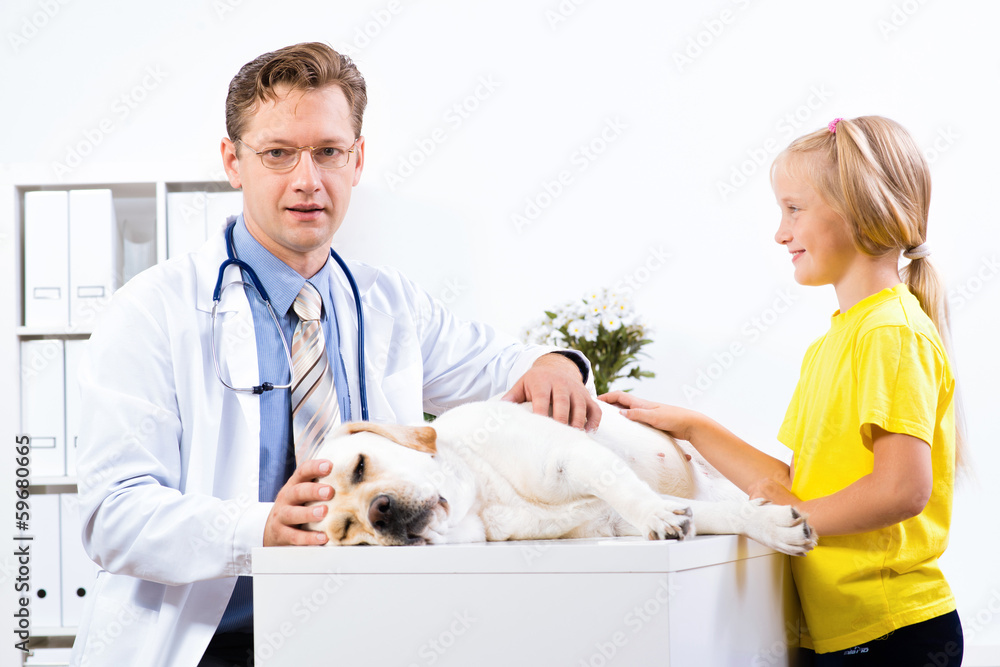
[{"x1": 599, "y1": 391, "x2": 703, "y2": 442}]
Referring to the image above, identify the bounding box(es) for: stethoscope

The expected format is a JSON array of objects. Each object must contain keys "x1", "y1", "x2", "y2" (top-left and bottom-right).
[{"x1": 210, "y1": 220, "x2": 369, "y2": 421}]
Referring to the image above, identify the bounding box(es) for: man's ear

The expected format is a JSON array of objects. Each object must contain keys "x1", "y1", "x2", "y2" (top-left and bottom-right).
[
  {"x1": 221, "y1": 138, "x2": 242, "y2": 190},
  {"x1": 351, "y1": 135, "x2": 364, "y2": 187},
  {"x1": 344, "y1": 422, "x2": 437, "y2": 455}
]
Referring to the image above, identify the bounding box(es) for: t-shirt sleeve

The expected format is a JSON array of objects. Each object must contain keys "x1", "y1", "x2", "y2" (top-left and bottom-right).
[{"x1": 854, "y1": 325, "x2": 943, "y2": 449}]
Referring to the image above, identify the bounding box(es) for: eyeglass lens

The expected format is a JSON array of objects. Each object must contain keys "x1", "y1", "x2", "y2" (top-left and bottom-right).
[{"x1": 259, "y1": 146, "x2": 352, "y2": 170}]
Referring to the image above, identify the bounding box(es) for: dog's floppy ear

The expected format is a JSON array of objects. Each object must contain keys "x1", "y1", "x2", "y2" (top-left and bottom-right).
[{"x1": 344, "y1": 422, "x2": 438, "y2": 454}]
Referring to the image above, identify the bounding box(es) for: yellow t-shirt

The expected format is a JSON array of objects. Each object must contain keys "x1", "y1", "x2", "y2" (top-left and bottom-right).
[{"x1": 778, "y1": 284, "x2": 957, "y2": 653}]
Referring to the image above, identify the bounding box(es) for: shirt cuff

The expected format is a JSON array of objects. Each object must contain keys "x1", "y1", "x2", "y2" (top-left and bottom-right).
[{"x1": 233, "y1": 501, "x2": 274, "y2": 576}]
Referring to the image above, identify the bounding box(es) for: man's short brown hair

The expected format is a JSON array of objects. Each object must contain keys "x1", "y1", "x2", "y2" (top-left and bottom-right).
[{"x1": 226, "y1": 42, "x2": 367, "y2": 145}]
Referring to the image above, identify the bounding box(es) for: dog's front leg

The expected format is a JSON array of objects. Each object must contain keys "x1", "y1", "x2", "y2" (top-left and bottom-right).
[{"x1": 682, "y1": 498, "x2": 817, "y2": 556}]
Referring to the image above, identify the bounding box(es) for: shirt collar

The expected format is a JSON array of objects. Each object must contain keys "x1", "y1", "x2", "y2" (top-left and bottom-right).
[{"x1": 231, "y1": 215, "x2": 334, "y2": 319}]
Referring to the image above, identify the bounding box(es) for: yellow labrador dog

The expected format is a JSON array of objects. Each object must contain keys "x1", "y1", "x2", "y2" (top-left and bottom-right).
[{"x1": 305, "y1": 400, "x2": 817, "y2": 555}]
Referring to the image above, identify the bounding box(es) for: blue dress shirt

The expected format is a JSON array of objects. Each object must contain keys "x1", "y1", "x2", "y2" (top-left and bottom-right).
[{"x1": 216, "y1": 216, "x2": 351, "y2": 633}]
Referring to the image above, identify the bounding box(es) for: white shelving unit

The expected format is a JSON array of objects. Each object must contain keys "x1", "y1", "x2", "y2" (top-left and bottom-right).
[{"x1": 6, "y1": 178, "x2": 239, "y2": 666}]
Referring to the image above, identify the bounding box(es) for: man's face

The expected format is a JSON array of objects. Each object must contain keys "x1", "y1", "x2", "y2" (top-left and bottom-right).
[{"x1": 222, "y1": 84, "x2": 364, "y2": 276}]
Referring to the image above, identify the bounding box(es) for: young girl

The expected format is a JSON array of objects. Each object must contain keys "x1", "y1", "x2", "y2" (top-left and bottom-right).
[{"x1": 604, "y1": 116, "x2": 963, "y2": 665}]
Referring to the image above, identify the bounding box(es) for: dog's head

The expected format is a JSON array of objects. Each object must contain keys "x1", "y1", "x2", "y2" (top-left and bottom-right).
[{"x1": 306, "y1": 422, "x2": 452, "y2": 546}]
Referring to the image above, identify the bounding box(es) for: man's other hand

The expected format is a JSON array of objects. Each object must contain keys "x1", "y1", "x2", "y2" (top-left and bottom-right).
[{"x1": 502, "y1": 353, "x2": 601, "y2": 432}]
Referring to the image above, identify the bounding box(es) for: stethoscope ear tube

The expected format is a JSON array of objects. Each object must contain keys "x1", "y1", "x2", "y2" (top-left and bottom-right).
[
  {"x1": 213, "y1": 257, "x2": 272, "y2": 303},
  {"x1": 211, "y1": 280, "x2": 294, "y2": 394},
  {"x1": 330, "y1": 248, "x2": 368, "y2": 422}
]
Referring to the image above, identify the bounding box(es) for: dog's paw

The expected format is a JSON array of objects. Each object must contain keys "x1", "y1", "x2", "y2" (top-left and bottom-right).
[
  {"x1": 743, "y1": 501, "x2": 817, "y2": 556},
  {"x1": 638, "y1": 501, "x2": 695, "y2": 541}
]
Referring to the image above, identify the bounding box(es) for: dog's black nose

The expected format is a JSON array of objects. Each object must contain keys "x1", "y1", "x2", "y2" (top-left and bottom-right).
[{"x1": 369, "y1": 494, "x2": 394, "y2": 530}]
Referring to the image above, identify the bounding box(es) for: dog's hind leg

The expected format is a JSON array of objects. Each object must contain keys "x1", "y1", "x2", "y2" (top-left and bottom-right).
[
  {"x1": 528, "y1": 435, "x2": 696, "y2": 541},
  {"x1": 441, "y1": 401, "x2": 694, "y2": 541}
]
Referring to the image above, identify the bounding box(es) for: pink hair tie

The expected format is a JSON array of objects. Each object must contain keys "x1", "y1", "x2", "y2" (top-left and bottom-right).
[{"x1": 828, "y1": 117, "x2": 844, "y2": 134}]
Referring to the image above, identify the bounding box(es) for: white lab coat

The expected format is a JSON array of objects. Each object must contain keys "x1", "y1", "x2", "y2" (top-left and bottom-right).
[{"x1": 70, "y1": 229, "x2": 573, "y2": 667}]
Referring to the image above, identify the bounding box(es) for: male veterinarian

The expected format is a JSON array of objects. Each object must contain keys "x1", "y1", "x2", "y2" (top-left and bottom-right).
[{"x1": 71, "y1": 42, "x2": 598, "y2": 667}]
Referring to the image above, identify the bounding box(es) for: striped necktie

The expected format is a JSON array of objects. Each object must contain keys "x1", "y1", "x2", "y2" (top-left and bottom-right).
[{"x1": 291, "y1": 281, "x2": 340, "y2": 465}]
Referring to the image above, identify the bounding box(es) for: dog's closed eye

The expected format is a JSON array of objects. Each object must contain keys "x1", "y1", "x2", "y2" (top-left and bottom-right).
[{"x1": 351, "y1": 454, "x2": 366, "y2": 485}]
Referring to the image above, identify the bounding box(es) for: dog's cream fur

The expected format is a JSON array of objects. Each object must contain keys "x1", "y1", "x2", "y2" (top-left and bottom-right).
[{"x1": 305, "y1": 400, "x2": 817, "y2": 555}]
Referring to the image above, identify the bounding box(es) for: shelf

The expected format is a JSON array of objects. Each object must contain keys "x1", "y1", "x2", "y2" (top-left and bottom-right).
[
  {"x1": 16, "y1": 328, "x2": 92, "y2": 339},
  {"x1": 165, "y1": 180, "x2": 236, "y2": 193},
  {"x1": 29, "y1": 476, "x2": 78, "y2": 489},
  {"x1": 29, "y1": 479, "x2": 78, "y2": 495},
  {"x1": 8, "y1": 177, "x2": 241, "y2": 667},
  {"x1": 25, "y1": 627, "x2": 77, "y2": 652},
  {"x1": 31, "y1": 628, "x2": 77, "y2": 639},
  {"x1": 17, "y1": 182, "x2": 155, "y2": 198}
]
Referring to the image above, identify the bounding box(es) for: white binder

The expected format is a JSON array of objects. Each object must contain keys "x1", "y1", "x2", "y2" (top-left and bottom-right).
[
  {"x1": 20, "y1": 340, "x2": 66, "y2": 477},
  {"x1": 24, "y1": 190, "x2": 70, "y2": 328},
  {"x1": 31, "y1": 494, "x2": 62, "y2": 628},
  {"x1": 63, "y1": 339, "x2": 87, "y2": 478},
  {"x1": 68, "y1": 189, "x2": 119, "y2": 329},
  {"x1": 59, "y1": 494, "x2": 100, "y2": 628},
  {"x1": 205, "y1": 190, "x2": 243, "y2": 237},
  {"x1": 166, "y1": 191, "x2": 207, "y2": 258}
]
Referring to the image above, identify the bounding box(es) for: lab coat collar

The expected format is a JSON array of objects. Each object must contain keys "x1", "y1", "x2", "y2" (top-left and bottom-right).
[
  {"x1": 194, "y1": 229, "x2": 235, "y2": 314},
  {"x1": 190, "y1": 228, "x2": 261, "y2": 449}
]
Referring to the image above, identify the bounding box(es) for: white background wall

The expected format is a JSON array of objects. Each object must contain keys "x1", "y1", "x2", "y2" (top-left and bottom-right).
[{"x1": 1, "y1": 0, "x2": 998, "y2": 663}]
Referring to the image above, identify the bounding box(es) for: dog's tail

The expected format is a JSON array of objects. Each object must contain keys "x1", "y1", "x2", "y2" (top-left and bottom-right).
[{"x1": 675, "y1": 440, "x2": 748, "y2": 503}]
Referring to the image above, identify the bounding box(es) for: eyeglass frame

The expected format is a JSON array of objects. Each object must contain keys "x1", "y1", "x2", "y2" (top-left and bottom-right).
[{"x1": 236, "y1": 137, "x2": 360, "y2": 170}]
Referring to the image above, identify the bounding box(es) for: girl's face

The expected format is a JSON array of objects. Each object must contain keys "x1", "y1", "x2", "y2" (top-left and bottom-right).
[{"x1": 772, "y1": 159, "x2": 859, "y2": 289}]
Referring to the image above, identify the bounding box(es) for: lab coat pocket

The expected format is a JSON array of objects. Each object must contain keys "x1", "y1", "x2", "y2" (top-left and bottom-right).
[{"x1": 73, "y1": 573, "x2": 159, "y2": 665}]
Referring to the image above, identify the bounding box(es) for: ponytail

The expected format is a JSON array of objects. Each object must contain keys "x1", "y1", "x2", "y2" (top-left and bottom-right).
[
  {"x1": 901, "y1": 254, "x2": 951, "y2": 351},
  {"x1": 901, "y1": 253, "x2": 967, "y2": 471}
]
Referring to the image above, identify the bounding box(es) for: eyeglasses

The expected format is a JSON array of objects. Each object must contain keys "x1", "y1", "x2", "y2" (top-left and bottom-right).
[{"x1": 237, "y1": 138, "x2": 359, "y2": 170}]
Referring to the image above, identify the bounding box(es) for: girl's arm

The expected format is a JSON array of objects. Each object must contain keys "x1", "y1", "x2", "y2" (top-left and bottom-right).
[
  {"x1": 600, "y1": 391, "x2": 791, "y2": 493},
  {"x1": 601, "y1": 393, "x2": 933, "y2": 537},
  {"x1": 750, "y1": 425, "x2": 933, "y2": 536}
]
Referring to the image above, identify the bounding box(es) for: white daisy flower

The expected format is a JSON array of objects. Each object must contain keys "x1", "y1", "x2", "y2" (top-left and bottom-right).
[{"x1": 565, "y1": 319, "x2": 586, "y2": 337}]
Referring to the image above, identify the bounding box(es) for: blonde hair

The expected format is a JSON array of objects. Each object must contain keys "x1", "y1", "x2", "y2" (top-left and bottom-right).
[{"x1": 774, "y1": 116, "x2": 966, "y2": 468}]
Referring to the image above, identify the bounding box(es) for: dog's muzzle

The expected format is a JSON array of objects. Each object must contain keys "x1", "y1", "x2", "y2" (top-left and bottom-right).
[{"x1": 368, "y1": 494, "x2": 446, "y2": 545}]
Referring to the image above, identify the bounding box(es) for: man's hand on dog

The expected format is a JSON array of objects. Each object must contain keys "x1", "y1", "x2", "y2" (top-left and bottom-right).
[
  {"x1": 502, "y1": 353, "x2": 602, "y2": 432},
  {"x1": 264, "y1": 459, "x2": 334, "y2": 546}
]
